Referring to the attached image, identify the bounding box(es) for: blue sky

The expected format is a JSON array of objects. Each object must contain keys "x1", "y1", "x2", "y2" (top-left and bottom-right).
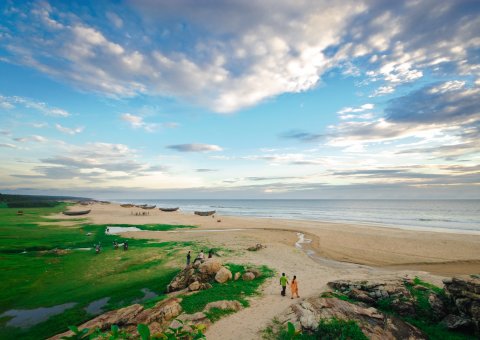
[{"x1": 0, "y1": 0, "x2": 479, "y2": 199}]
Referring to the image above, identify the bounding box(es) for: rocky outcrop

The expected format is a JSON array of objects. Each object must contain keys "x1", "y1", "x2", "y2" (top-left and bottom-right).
[
  {"x1": 215, "y1": 266, "x2": 232, "y2": 283},
  {"x1": 276, "y1": 297, "x2": 426, "y2": 339},
  {"x1": 50, "y1": 298, "x2": 182, "y2": 339},
  {"x1": 167, "y1": 259, "x2": 223, "y2": 292},
  {"x1": 247, "y1": 243, "x2": 266, "y2": 251},
  {"x1": 328, "y1": 279, "x2": 417, "y2": 317},
  {"x1": 246, "y1": 268, "x2": 262, "y2": 278},
  {"x1": 443, "y1": 276, "x2": 480, "y2": 333}
]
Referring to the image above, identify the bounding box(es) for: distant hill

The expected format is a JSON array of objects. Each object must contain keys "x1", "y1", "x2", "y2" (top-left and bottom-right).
[{"x1": 0, "y1": 193, "x2": 90, "y2": 208}]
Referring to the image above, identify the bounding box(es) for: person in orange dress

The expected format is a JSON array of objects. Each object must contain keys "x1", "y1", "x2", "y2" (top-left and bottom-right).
[{"x1": 291, "y1": 275, "x2": 299, "y2": 299}]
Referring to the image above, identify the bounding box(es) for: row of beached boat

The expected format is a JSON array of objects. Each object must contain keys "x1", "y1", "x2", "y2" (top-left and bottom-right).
[
  {"x1": 62, "y1": 205, "x2": 216, "y2": 216},
  {"x1": 119, "y1": 204, "x2": 216, "y2": 216}
]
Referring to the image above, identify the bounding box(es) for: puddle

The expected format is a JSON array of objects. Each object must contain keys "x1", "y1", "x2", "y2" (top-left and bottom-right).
[
  {"x1": 0, "y1": 302, "x2": 77, "y2": 329},
  {"x1": 85, "y1": 297, "x2": 110, "y2": 315},
  {"x1": 106, "y1": 226, "x2": 141, "y2": 234},
  {"x1": 133, "y1": 288, "x2": 158, "y2": 303}
]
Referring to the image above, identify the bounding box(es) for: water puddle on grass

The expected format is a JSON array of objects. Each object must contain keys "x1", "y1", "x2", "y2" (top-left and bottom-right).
[
  {"x1": 0, "y1": 302, "x2": 77, "y2": 328},
  {"x1": 106, "y1": 226, "x2": 141, "y2": 234},
  {"x1": 133, "y1": 288, "x2": 158, "y2": 303},
  {"x1": 85, "y1": 297, "x2": 110, "y2": 315}
]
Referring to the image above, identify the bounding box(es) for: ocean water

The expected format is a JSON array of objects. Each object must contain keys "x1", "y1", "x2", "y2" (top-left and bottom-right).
[{"x1": 117, "y1": 199, "x2": 480, "y2": 233}]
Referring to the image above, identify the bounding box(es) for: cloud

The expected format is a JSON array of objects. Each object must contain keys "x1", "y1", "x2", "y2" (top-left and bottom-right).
[
  {"x1": 167, "y1": 144, "x2": 223, "y2": 152},
  {"x1": 55, "y1": 123, "x2": 84, "y2": 135},
  {"x1": 0, "y1": 94, "x2": 70, "y2": 116},
  {"x1": 196, "y1": 168, "x2": 218, "y2": 172},
  {"x1": 121, "y1": 113, "x2": 157, "y2": 132},
  {"x1": 337, "y1": 103, "x2": 374, "y2": 115},
  {"x1": 0, "y1": 143, "x2": 16, "y2": 148},
  {"x1": 370, "y1": 85, "x2": 395, "y2": 97},
  {"x1": 279, "y1": 130, "x2": 324, "y2": 142},
  {"x1": 13, "y1": 135, "x2": 48, "y2": 143}
]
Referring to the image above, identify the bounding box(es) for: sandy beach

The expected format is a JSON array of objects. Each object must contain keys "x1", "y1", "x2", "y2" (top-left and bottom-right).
[{"x1": 58, "y1": 203, "x2": 480, "y2": 339}]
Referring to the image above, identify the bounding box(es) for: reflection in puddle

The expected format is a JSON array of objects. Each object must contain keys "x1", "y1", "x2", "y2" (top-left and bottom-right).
[
  {"x1": 0, "y1": 302, "x2": 77, "y2": 328},
  {"x1": 133, "y1": 288, "x2": 158, "y2": 303},
  {"x1": 85, "y1": 297, "x2": 110, "y2": 315}
]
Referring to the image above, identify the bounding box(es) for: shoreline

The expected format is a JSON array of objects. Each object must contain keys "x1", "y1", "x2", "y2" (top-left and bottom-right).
[{"x1": 60, "y1": 202, "x2": 480, "y2": 276}]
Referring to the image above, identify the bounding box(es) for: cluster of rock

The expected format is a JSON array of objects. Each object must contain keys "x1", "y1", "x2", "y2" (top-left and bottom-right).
[
  {"x1": 276, "y1": 296, "x2": 425, "y2": 339},
  {"x1": 247, "y1": 243, "x2": 266, "y2": 251},
  {"x1": 50, "y1": 298, "x2": 183, "y2": 339},
  {"x1": 167, "y1": 258, "x2": 260, "y2": 293},
  {"x1": 443, "y1": 275, "x2": 480, "y2": 333}
]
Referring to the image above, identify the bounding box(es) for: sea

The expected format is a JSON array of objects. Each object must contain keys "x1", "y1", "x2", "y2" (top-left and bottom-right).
[{"x1": 113, "y1": 199, "x2": 480, "y2": 234}]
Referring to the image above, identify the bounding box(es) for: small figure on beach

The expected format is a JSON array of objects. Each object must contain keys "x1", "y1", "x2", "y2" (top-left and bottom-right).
[
  {"x1": 113, "y1": 240, "x2": 118, "y2": 249},
  {"x1": 106, "y1": 227, "x2": 109, "y2": 234},
  {"x1": 95, "y1": 243, "x2": 101, "y2": 254},
  {"x1": 280, "y1": 273, "x2": 289, "y2": 296},
  {"x1": 208, "y1": 249, "x2": 213, "y2": 258},
  {"x1": 291, "y1": 275, "x2": 299, "y2": 299},
  {"x1": 123, "y1": 240, "x2": 129, "y2": 251},
  {"x1": 186, "y1": 251, "x2": 191, "y2": 266}
]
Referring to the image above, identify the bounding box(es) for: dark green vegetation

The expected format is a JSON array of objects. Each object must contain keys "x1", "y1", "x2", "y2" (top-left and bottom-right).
[
  {"x1": 276, "y1": 319, "x2": 367, "y2": 340},
  {"x1": 180, "y1": 264, "x2": 274, "y2": 315},
  {"x1": 0, "y1": 193, "x2": 85, "y2": 208},
  {"x1": 0, "y1": 205, "x2": 199, "y2": 340}
]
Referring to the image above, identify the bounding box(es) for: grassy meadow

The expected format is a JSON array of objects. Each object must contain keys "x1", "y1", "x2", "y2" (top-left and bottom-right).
[{"x1": 0, "y1": 204, "x2": 199, "y2": 339}]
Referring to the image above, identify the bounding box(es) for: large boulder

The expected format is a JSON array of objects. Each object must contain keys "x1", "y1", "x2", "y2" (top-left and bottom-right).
[
  {"x1": 188, "y1": 281, "x2": 201, "y2": 291},
  {"x1": 215, "y1": 266, "x2": 232, "y2": 283},
  {"x1": 242, "y1": 272, "x2": 255, "y2": 281},
  {"x1": 50, "y1": 298, "x2": 182, "y2": 339},
  {"x1": 234, "y1": 272, "x2": 241, "y2": 281},
  {"x1": 275, "y1": 297, "x2": 426, "y2": 339},
  {"x1": 443, "y1": 275, "x2": 480, "y2": 333},
  {"x1": 199, "y1": 259, "x2": 222, "y2": 275},
  {"x1": 169, "y1": 312, "x2": 211, "y2": 332},
  {"x1": 204, "y1": 300, "x2": 243, "y2": 312},
  {"x1": 246, "y1": 268, "x2": 262, "y2": 278}
]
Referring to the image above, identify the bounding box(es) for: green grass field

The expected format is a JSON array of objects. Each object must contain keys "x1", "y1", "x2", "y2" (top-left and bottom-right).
[{"x1": 0, "y1": 205, "x2": 199, "y2": 340}]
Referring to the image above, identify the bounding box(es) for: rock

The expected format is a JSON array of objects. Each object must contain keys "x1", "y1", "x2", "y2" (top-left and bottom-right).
[
  {"x1": 278, "y1": 297, "x2": 426, "y2": 339},
  {"x1": 348, "y1": 289, "x2": 375, "y2": 304},
  {"x1": 199, "y1": 259, "x2": 222, "y2": 275},
  {"x1": 234, "y1": 272, "x2": 241, "y2": 281},
  {"x1": 50, "y1": 298, "x2": 182, "y2": 339},
  {"x1": 169, "y1": 312, "x2": 211, "y2": 331},
  {"x1": 414, "y1": 285, "x2": 428, "y2": 291},
  {"x1": 247, "y1": 243, "x2": 266, "y2": 251},
  {"x1": 188, "y1": 281, "x2": 200, "y2": 291},
  {"x1": 428, "y1": 293, "x2": 446, "y2": 319},
  {"x1": 215, "y1": 266, "x2": 232, "y2": 283},
  {"x1": 167, "y1": 264, "x2": 216, "y2": 292},
  {"x1": 204, "y1": 300, "x2": 243, "y2": 312},
  {"x1": 242, "y1": 272, "x2": 255, "y2": 281},
  {"x1": 246, "y1": 268, "x2": 262, "y2": 278},
  {"x1": 443, "y1": 275, "x2": 480, "y2": 333},
  {"x1": 442, "y1": 314, "x2": 472, "y2": 330}
]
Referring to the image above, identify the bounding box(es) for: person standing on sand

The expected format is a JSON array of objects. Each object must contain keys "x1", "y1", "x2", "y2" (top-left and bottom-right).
[
  {"x1": 291, "y1": 275, "x2": 299, "y2": 299},
  {"x1": 280, "y1": 273, "x2": 289, "y2": 296},
  {"x1": 186, "y1": 251, "x2": 191, "y2": 266}
]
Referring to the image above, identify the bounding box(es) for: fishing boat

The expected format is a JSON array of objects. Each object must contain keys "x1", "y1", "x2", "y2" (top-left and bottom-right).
[
  {"x1": 135, "y1": 204, "x2": 148, "y2": 208},
  {"x1": 159, "y1": 207, "x2": 179, "y2": 212},
  {"x1": 194, "y1": 210, "x2": 215, "y2": 216},
  {"x1": 63, "y1": 209, "x2": 91, "y2": 216},
  {"x1": 120, "y1": 204, "x2": 134, "y2": 208},
  {"x1": 141, "y1": 205, "x2": 156, "y2": 210}
]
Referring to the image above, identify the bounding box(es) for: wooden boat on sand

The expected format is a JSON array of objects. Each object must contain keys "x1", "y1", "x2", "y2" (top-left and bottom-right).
[
  {"x1": 194, "y1": 210, "x2": 215, "y2": 216},
  {"x1": 159, "y1": 207, "x2": 179, "y2": 212},
  {"x1": 63, "y1": 209, "x2": 91, "y2": 216},
  {"x1": 120, "y1": 204, "x2": 134, "y2": 208},
  {"x1": 141, "y1": 205, "x2": 156, "y2": 210}
]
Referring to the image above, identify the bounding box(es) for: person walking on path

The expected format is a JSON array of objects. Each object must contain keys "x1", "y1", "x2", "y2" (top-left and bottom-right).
[
  {"x1": 280, "y1": 273, "x2": 289, "y2": 296},
  {"x1": 186, "y1": 251, "x2": 191, "y2": 266},
  {"x1": 291, "y1": 275, "x2": 299, "y2": 299}
]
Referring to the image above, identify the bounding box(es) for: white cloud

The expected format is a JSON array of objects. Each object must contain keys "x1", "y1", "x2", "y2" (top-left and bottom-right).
[
  {"x1": 0, "y1": 143, "x2": 16, "y2": 148},
  {"x1": 370, "y1": 85, "x2": 395, "y2": 97},
  {"x1": 0, "y1": 94, "x2": 70, "y2": 117},
  {"x1": 55, "y1": 123, "x2": 84, "y2": 135},
  {"x1": 338, "y1": 103, "x2": 374, "y2": 115},
  {"x1": 121, "y1": 113, "x2": 157, "y2": 132},
  {"x1": 167, "y1": 144, "x2": 223, "y2": 152}
]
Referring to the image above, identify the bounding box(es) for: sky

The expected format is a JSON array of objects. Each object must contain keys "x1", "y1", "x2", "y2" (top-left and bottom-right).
[{"x1": 0, "y1": 0, "x2": 479, "y2": 199}]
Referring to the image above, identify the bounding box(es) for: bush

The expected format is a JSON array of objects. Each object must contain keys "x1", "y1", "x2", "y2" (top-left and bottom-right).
[{"x1": 277, "y1": 319, "x2": 368, "y2": 340}]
